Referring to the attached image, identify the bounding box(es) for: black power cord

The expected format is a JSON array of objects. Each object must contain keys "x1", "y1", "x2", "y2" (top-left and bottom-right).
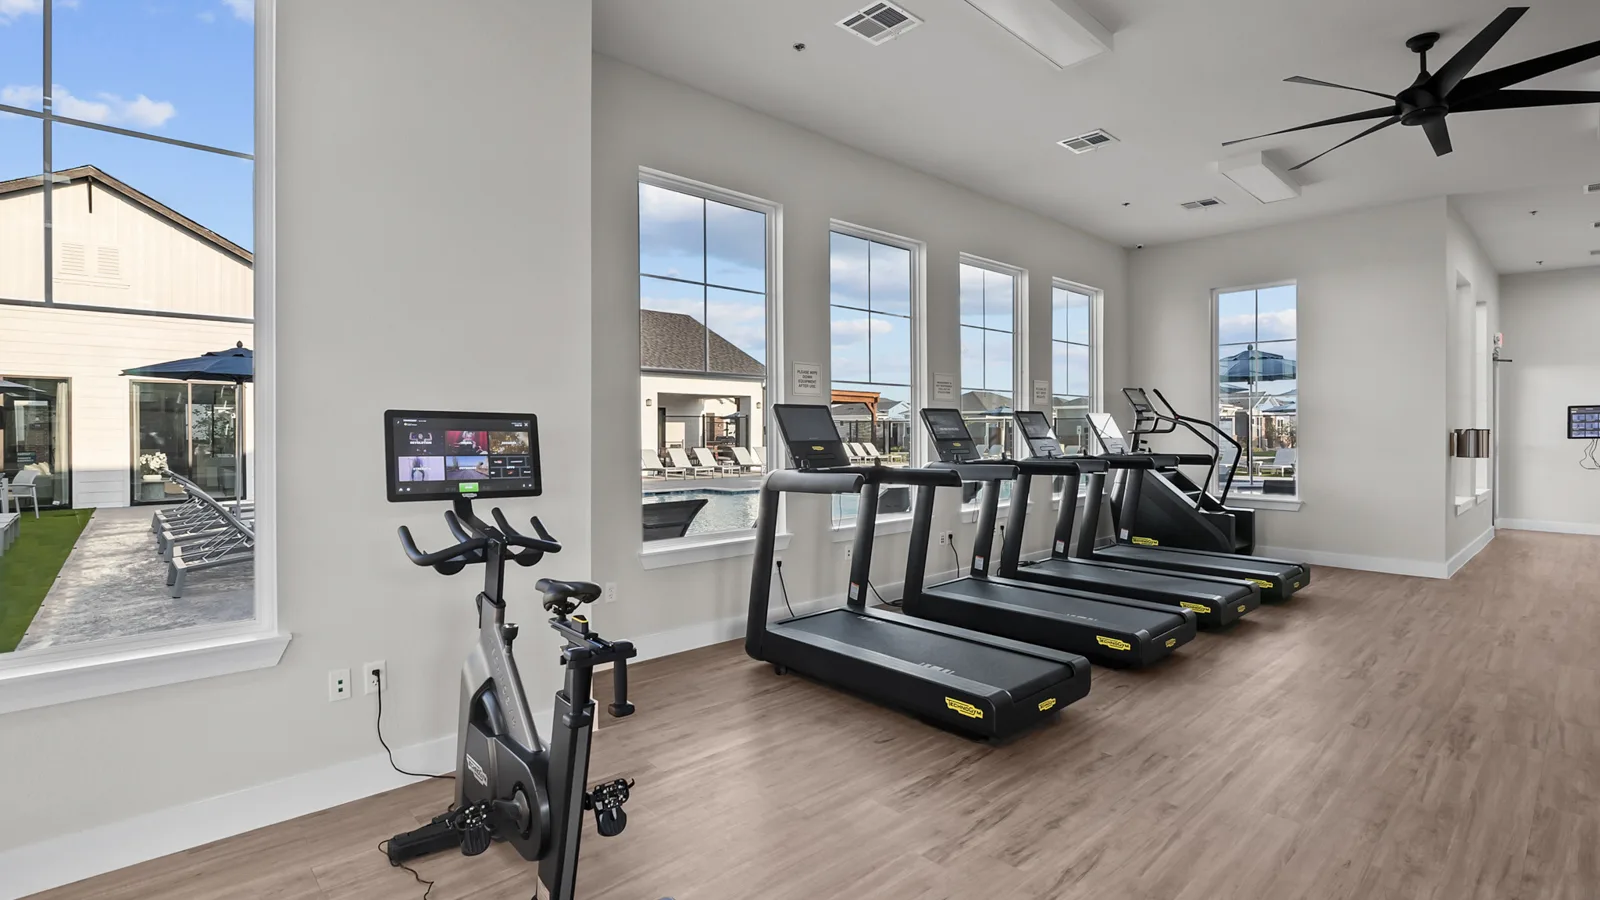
[
  {"x1": 1581, "y1": 438, "x2": 1600, "y2": 471},
  {"x1": 775, "y1": 560, "x2": 796, "y2": 617},
  {"x1": 378, "y1": 839, "x2": 436, "y2": 899},
  {"x1": 375, "y1": 669, "x2": 454, "y2": 781}
]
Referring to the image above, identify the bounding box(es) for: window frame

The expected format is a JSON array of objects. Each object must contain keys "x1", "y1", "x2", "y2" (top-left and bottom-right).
[
  {"x1": 1050, "y1": 278, "x2": 1101, "y2": 503},
  {"x1": 1211, "y1": 279, "x2": 1300, "y2": 508},
  {"x1": 0, "y1": 0, "x2": 283, "y2": 716},
  {"x1": 827, "y1": 221, "x2": 925, "y2": 537},
  {"x1": 637, "y1": 168, "x2": 784, "y2": 567},
  {"x1": 956, "y1": 253, "x2": 1025, "y2": 517}
]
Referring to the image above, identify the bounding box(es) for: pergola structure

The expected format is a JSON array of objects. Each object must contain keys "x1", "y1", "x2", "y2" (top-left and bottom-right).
[{"x1": 830, "y1": 388, "x2": 881, "y2": 425}]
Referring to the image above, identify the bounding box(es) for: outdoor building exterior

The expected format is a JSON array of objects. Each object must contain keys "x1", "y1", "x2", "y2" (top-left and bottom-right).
[
  {"x1": 639, "y1": 309, "x2": 764, "y2": 457},
  {"x1": 0, "y1": 166, "x2": 254, "y2": 509}
]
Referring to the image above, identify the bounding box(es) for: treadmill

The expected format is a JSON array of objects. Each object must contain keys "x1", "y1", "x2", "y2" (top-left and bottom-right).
[
  {"x1": 995, "y1": 410, "x2": 1261, "y2": 628},
  {"x1": 746, "y1": 404, "x2": 1089, "y2": 740},
  {"x1": 901, "y1": 408, "x2": 1196, "y2": 668},
  {"x1": 1082, "y1": 412, "x2": 1311, "y2": 601}
]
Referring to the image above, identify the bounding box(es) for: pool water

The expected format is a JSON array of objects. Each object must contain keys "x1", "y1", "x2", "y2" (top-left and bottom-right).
[{"x1": 644, "y1": 489, "x2": 761, "y2": 536}]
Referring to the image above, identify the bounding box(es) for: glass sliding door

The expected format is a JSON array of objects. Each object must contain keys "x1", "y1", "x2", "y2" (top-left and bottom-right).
[
  {"x1": 191, "y1": 383, "x2": 241, "y2": 500},
  {"x1": 130, "y1": 381, "x2": 244, "y2": 503},
  {"x1": 2, "y1": 377, "x2": 71, "y2": 509}
]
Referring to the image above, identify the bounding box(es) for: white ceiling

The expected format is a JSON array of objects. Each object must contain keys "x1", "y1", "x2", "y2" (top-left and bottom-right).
[
  {"x1": 1455, "y1": 183, "x2": 1600, "y2": 274},
  {"x1": 594, "y1": 0, "x2": 1600, "y2": 267}
]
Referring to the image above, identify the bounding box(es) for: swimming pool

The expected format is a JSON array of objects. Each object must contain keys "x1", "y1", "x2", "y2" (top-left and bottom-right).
[{"x1": 643, "y1": 488, "x2": 761, "y2": 536}]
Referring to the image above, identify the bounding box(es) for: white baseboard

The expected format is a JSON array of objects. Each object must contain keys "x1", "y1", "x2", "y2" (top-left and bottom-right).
[
  {"x1": 1497, "y1": 518, "x2": 1600, "y2": 536},
  {"x1": 1446, "y1": 528, "x2": 1495, "y2": 578},
  {"x1": 1255, "y1": 544, "x2": 1448, "y2": 579},
  {"x1": 1, "y1": 553, "x2": 1038, "y2": 899}
]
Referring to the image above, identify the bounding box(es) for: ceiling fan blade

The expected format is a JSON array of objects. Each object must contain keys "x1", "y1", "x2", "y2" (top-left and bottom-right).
[
  {"x1": 1223, "y1": 105, "x2": 1397, "y2": 146},
  {"x1": 1449, "y1": 39, "x2": 1600, "y2": 100},
  {"x1": 1289, "y1": 116, "x2": 1401, "y2": 170},
  {"x1": 1284, "y1": 76, "x2": 1395, "y2": 101},
  {"x1": 1423, "y1": 118, "x2": 1453, "y2": 156},
  {"x1": 1452, "y1": 89, "x2": 1600, "y2": 112},
  {"x1": 1430, "y1": 7, "x2": 1529, "y2": 96}
]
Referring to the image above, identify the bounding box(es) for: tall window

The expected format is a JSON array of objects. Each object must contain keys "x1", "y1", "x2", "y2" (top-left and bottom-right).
[
  {"x1": 1051, "y1": 282, "x2": 1096, "y2": 456},
  {"x1": 638, "y1": 175, "x2": 773, "y2": 542},
  {"x1": 959, "y1": 259, "x2": 1020, "y2": 460},
  {"x1": 829, "y1": 227, "x2": 917, "y2": 520},
  {"x1": 0, "y1": 1, "x2": 257, "y2": 656},
  {"x1": 1216, "y1": 283, "x2": 1297, "y2": 497}
]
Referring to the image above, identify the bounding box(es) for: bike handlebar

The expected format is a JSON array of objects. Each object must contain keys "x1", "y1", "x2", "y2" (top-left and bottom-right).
[{"x1": 398, "y1": 503, "x2": 563, "y2": 574}]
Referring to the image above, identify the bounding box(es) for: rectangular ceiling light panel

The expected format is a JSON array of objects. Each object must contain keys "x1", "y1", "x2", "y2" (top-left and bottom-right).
[
  {"x1": 1218, "y1": 152, "x2": 1301, "y2": 204},
  {"x1": 963, "y1": 0, "x2": 1112, "y2": 69}
]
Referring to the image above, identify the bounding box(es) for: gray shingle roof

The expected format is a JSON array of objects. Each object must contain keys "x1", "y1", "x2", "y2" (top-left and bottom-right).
[{"x1": 641, "y1": 309, "x2": 764, "y2": 376}]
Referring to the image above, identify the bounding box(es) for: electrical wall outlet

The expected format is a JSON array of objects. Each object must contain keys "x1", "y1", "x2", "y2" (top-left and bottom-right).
[
  {"x1": 938, "y1": 533, "x2": 947, "y2": 545},
  {"x1": 363, "y1": 661, "x2": 387, "y2": 695},
  {"x1": 328, "y1": 668, "x2": 351, "y2": 702},
  {"x1": 604, "y1": 582, "x2": 618, "y2": 604}
]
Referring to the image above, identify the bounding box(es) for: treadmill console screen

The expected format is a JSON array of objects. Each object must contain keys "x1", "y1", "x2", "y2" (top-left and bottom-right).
[
  {"x1": 921, "y1": 408, "x2": 979, "y2": 462},
  {"x1": 1569, "y1": 405, "x2": 1600, "y2": 439},
  {"x1": 1087, "y1": 413, "x2": 1129, "y2": 455},
  {"x1": 1014, "y1": 411, "x2": 1062, "y2": 458},
  {"x1": 1122, "y1": 387, "x2": 1154, "y2": 413},
  {"x1": 385, "y1": 409, "x2": 540, "y2": 502},
  {"x1": 773, "y1": 404, "x2": 852, "y2": 469}
]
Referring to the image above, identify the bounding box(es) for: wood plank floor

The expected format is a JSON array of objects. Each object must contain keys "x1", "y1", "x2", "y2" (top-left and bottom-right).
[{"x1": 31, "y1": 530, "x2": 1600, "y2": 900}]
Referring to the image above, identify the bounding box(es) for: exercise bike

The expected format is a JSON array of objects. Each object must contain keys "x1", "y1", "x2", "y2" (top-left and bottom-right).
[{"x1": 386, "y1": 496, "x2": 640, "y2": 900}]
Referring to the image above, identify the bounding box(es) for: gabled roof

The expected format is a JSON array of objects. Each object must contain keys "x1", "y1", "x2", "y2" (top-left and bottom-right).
[
  {"x1": 0, "y1": 165, "x2": 252, "y2": 265},
  {"x1": 641, "y1": 309, "x2": 764, "y2": 377}
]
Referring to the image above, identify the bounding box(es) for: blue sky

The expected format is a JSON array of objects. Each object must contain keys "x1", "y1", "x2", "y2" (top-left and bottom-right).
[{"x1": 0, "y1": 0, "x2": 254, "y2": 248}]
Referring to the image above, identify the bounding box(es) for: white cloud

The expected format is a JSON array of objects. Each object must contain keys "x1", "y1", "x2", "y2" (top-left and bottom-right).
[
  {"x1": 1219, "y1": 309, "x2": 1296, "y2": 345},
  {"x1": 0, "y1": 0, "x2": 40, "y2": 24},
  {"x1": 0, "y1": 84, "x2": 176, "y2": 129},
  {"x1": 221, "y1": 0, "x2": 253, "y2": 22},
  {"x1": 198, "y1": 10, "x2": 216, "y2": 22}
]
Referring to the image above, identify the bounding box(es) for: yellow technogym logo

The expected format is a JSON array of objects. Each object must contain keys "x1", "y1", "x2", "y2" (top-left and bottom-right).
[
  {"x1": 1293, "y1": 581, "x2": 1302, "y2": 588},
  {"x1": 1180, "y1": 601, "x2": 1212, "y2": 613},
  {"x1": 1165, "y1": 638, "x2": 1177, "y2": 648},
  {"x1": 945, "y1": 697, "x2": 984, "y2": 719},
  {"x1": 812, "y1": 445, "x2": 825, "y2": 451},
  {"x1": 1095, "y1": 635, "x2": 1132, "y2": 652},
  {"x1": 1248, "y1": 578, "x2": 1274, "y2": 589},
  {"x1": 1038, "y1": 698, "x2": 1057, "y2": 712},
  {"x1": 1132, "y1": 536, "x2": 1160, "y2": 546},
  {"x1": 1237, "y1": 604, "x2": 1247, "y2": 613}
]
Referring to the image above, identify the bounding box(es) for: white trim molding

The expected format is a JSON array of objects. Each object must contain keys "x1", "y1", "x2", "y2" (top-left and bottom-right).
[
  {"x1": 1254, "y1": 530, "x2": 1494, "y2": 580},
  {"x1": 1498, "y1": 518, "x2": 1600, "y2": 536},
  {"x1": 1229, "y1": 495, "x2": 1303, "y2": 512},
  {"x1": 831, "y1": 513, "x2": 914, "y2": 542},
  {"x1": 1446, "y1": 528, "x2": 1495, "y2": 578},
  {"x1": 0, "y1": 630, "x2": 290, "y2": 716},
  {"x1": 640, "y1": 531, "x2": 789, "y2": 570}
]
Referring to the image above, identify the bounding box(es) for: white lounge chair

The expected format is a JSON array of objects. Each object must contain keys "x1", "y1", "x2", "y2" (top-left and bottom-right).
[
  {"x1": 670, "y1": 447, "x2": 716, "y2": 478},
  {"x1": 642, "y1": 450, "x2": 671, "y2": 479},
  {"x1": 732, "y1": 446, "x2": 764, "y2": 473},
  {"x1": 862, "y1": 442, "x2": 887, "y2": 463},
  {"x1": 692, "y1": 447, "x2": 736, "y2": 476},
  {"x1": 845, "y1": 442, "x2": 867, "y2": 462},
  {"x1": 1257, "y1": 448, "x2": 1297, "y2": 477}
]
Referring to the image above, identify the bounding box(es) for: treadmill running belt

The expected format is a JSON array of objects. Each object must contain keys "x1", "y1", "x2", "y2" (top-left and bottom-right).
[
  {"x1": 780, "y1": 609, "x2": 1065, "y2": 698},
  {"x1": 934, "y1": 579, "x2": 1188, "y2": 633}
]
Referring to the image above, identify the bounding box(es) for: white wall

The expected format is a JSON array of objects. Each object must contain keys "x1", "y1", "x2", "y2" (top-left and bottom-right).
[
  {"x1": 1444, "y1": 201, "x2": 1499, "y2": 559},
  {"x1": 591, "y1": 57, "x2": 1128, "y2": 644},
  {"x1": 0, "y1": 0, "x2": 592, "y2": 874},
  {"x1": 1498, "y1": 266, "x2": 1600, "y2": 534},
  {"x1": 1128, "y1": 199, "x2": 1451, "y2": 573}
]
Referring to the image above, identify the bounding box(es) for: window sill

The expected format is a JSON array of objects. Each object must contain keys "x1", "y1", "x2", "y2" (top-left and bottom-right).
[
  {"x1": 1454, "y1": 496, "x2": 1476, "y2": 516},
  {"x1": 962, "y1": 502, "x2": 1011, "y2": 524},
  {"x1": 1475, "y1": 488, "x2": 1491, "y2": 507},
  {"x1": 0, "y1": 629, "x2": 292, "y2": 716},
  {"x1": 1228, "y1": 495, "x2": 1303, "y2": 512},
  {"x1": 640, "y1": 531, "x2": 789, "y2": 570},
  {"x1": 831, "y1": 514, "x2": 914, "y2": 542}
]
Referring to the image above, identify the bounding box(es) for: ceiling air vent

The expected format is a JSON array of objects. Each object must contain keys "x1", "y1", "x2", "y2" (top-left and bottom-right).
[
  {"x1": 838, "y1": 2, "x2": 922, "y2": 45},
  {"x1": 1584, "y1": 182, "x2": 1600, "y2": 194},
  {"x1": 1180, "y1": 197, "x2": 1225, "y2": 210},
  {"x1": 1057, "y1": 129, "x2": 1118, "y2": 154}
]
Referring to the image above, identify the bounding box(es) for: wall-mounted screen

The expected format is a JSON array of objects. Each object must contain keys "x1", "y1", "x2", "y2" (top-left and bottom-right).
[
  {"x1": 1569, "y1": 405, "x2": 1600, "y2": 440},
  {"x1": 385, "y1": 410, "x2": 541, "y2": 502}
]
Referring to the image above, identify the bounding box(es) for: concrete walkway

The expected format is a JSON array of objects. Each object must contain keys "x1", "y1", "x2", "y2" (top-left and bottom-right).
[{"x1": 16, "y1": 506, "x2": 253, "y2": 652}]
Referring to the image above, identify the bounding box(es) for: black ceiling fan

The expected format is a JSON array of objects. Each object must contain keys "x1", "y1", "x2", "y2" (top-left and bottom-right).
[{"x1": 1225, "y1": 7, "x2": 1600, "y2": 170}]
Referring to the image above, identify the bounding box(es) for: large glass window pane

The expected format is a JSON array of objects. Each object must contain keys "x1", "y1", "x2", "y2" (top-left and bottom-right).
[
  {"x1": 984, "y1": 334, "x2": 1013, "y2": 399},
  {"x1": 190, "y1": 382, "x2": 240, "y2": 501},
  {"x1": 868, "y1": 241, "x2": 911, "y2": 316},
  {"x1": 2, "y1": 376, "x2": 69, "y2": 508},
  {"x1": 869, "y1": 312, "x2": 911, "y2": 386},
  {"x1": 960, "y1": 325, "x2": 984, "y2": 391},
  {"x1": 959, "y1": 264, "x2": 984, "y2": 327},
  {"x1": 0, "y1": 5, "x2": 42, "y2": 112},
  {"x1": 1216, "y1": 286, "x2": 1297, "y2": 496},
  {"x1": 133, "y1": 380, "x2": 190, "y2": 500},
  {"x1": 640, "y1": 276, "x2": 706, "y2": 372},
  {"x1": 983, "y1": 270, "x2": 1014, "y2": 334},
  {"x1": 1065, "y1": 342, "x2": 1090, "y2": 396},
  {"x1": 639, "y1": 183, "x2": 703, "y2": 281},
  {"x1": 830, "y1": 306, "x2": 870, "y2": 383},
  {"x1": 1065, "y1": 291, "x2": 1090, "y2": 344},
  {"x1": 1217, "y1": 290, "x2": 1257, "y2": 344},
  {"x1": 1256, "y1": 285, "x2": 1297, "y2": 341},
  {"x1": 0, "y1": 112, "x2": 44, "y2": 301},
  {"x1": 829, "y1": 232, "x2": 869, "y2": 310},
  {"x1": 706, "y1": 287, "x2": 765, "y2": 369},
  {"x1": 705, "y1": 200, "x2": 764, "y2": 291}
]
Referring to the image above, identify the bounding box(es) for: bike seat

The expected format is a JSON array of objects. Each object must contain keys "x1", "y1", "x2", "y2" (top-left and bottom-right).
[{"x1": 536, "y1": 579, "x2": 602, "y2": 605}]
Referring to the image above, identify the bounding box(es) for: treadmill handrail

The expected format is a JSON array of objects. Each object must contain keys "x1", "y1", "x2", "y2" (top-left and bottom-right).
[
  {"x1": 928, "y1": 460, "x2": 1019, "y2": 482},
  {"x1": 1150, "y1": 387, "x2": 1242, "y2": 505},
  {"x1": 1013, "y1": 457, "x2": 1107, "y2": 475},
  {"x1": 844, "y1": 466, "x2": 964, "y2": 488},
  {"x1": 764, "y1": 470, "x2": 867, "y2": 495},
  {"x1": 1095, "y1": 454, "x2": 1157, "y2": 470}
]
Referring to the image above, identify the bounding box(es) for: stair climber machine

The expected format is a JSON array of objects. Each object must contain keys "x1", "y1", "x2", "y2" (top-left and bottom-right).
[
  {"x1": 909, "y1": 407, "x2": 1197, "y2": 667},
  {"x1": 997, "y1": 410, "x2": 1261, "y2": 628},
  {"x1": 382, "y1": 410, "x2": 666, "y2": 900},
  {"x1": 1116, "y1": 387, "x2": 1257, "y2": 554},
  {"x1": 747, "y1": 404, "x2": 1090, "y2": 740},
  {"x1": 1083, "y1": 403, "x2": 1310, "y2": 602}
]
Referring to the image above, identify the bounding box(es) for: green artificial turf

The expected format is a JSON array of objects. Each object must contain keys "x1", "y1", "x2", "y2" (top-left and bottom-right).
[{"x1": 0, "y1": 508, "x2": 95, "y2": 653}]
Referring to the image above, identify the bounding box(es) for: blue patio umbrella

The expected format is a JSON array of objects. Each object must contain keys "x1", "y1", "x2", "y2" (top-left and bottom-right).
[
  {"x1": 1219, "y1": 345, "x2": 1296, "y2": 382},
  {"x1": 0, "y1": 379, "x2": 45, "y2": 396},
  {"x1": 121, "y1": 342, "x2": 253, "y2": 383}
]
